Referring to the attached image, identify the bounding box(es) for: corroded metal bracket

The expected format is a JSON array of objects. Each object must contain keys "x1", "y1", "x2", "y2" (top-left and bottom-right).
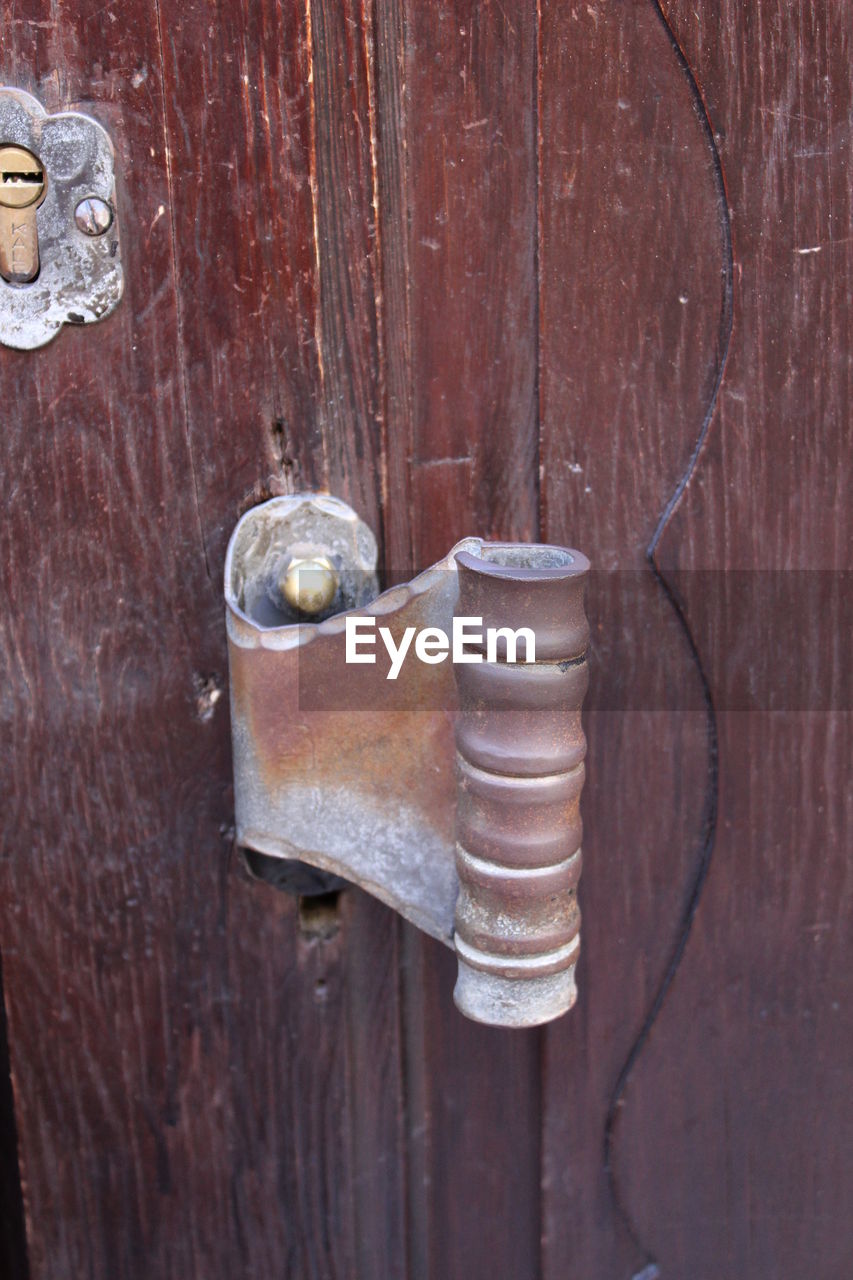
[{"x1": 225, "y1": 494, "x2": 590, "y2": 1027}]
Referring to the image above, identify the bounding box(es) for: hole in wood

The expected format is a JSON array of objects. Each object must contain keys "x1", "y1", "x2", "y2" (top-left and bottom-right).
[{"x1": 298, "y1": 893, "x2": 341, "y2": 941}]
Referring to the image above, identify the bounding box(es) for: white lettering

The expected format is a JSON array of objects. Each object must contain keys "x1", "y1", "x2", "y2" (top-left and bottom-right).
[
  {"x1": 486, "y1": 626, "x2": 536, "y2": 663},
  {"x1": 379, "y1": 625, "x2": 416, "y2": 680},
  {"x1": 414, "y1": 627, "x2": 450, "y2": 664},
  {"x1": 345, "y1": 616, "x2": 376, "y2": 663},
  {"x1": 452, "y1": 616, "x2": 484, "y2": 664},
  {"x1": 345, "y1": 617, "x2": 537, "y2": 675}
]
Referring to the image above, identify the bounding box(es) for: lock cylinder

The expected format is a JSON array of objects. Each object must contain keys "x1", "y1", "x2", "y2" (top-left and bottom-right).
[{"x1": 0, "y1": 144, "x2": 46, "y2": 284}]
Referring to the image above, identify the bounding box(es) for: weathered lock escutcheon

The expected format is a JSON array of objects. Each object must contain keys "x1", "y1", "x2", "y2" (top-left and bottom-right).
[{"x1": 0, "y1": 87, "x2": 123, "y2": 350}]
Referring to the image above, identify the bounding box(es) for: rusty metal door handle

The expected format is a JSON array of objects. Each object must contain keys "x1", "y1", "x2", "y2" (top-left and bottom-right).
[{"x1": 224, "y1": 494, "x2": 590, "y2": 1028}]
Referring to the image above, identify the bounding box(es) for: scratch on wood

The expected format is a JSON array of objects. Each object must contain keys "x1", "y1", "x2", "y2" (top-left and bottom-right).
[
  {"x1": 153, "y1": 0, "x2": 211, "y2": 582},
  {"x1": 413, "y1": 455, "x2": 474, "y2": 470}
]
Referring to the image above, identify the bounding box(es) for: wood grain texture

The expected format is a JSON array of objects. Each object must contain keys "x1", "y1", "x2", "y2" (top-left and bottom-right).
[
  {"x1": 384, "y1": 3, "x2": 543, "y2": 1277},
  {"x1": 614, "y1": 3, "x2": 853, "y2": 1276},
  {"x1": 0, "y1": 958, "x2": 27, "y2": 1280},
  {"x1": 538, "y1": 2, "x2": 728, "y2": 1274},
  {"x1": 1, "y1": 0, "x2": 851, "y2": 1277},
  {"x1": 0, "y1": 0, "x2": 406, "y2": 1276},
  {"x1": 403, "y1": 0, "x2": 540, "y2": 554}
]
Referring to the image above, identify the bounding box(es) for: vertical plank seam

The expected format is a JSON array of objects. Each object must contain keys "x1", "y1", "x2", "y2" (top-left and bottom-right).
[
  {"x1": 371, "y1": 0, "x2": 420, "y2": 1263},
  {"x1": 534, "y1": 0, "x2": 544, "y2": 543},
  {"x1": 362, "y1": 2, "x2": 413, "y2": 1275},
  {"x1": 361, "y1": 0, "x2": 389, "y2": 529},
  {"x1": 303, "y1": 0, "x2": 331, "y2": 487},
  {"x1": 253, "y1": 7, "x2": 292, "y2": 494},
  {"x1": 375, "y1": 0, "x2": 416, "y2": 579},
  {"x1": 349, "y1": 6, "x2": 412, "y2": 1275},
  {"x1": 534, "y1": 3, "x2": 548, "y2": 1278},
  {"x1": 152, "y1": 0, "x2": 212, "y2": 583}
]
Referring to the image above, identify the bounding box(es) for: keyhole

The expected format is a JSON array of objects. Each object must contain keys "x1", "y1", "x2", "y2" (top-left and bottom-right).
[{"x1": 0, "y1": 144, "x2": 47, "y2": 284}]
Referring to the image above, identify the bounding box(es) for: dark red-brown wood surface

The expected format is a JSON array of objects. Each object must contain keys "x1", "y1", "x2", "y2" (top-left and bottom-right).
[{"x1": 0, "y1": 1, "x2": 850, "y2": 1278}]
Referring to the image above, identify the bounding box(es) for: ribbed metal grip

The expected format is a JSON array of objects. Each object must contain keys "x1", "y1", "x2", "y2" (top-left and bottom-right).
[{"x1": 452, "y1": 543, "x2": 590, "y2": 1027}]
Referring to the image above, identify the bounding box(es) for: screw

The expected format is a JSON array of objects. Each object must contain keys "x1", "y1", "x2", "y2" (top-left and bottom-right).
[
  {"x1": 74, "y1": 197, "x2": 113, "y2": 236},
  {"x1": 280, "y1": 555, "x2": 339, "y2": 616}
]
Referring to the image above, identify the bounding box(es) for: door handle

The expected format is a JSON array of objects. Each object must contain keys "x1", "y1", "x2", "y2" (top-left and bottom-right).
[{"x1": 224, "y1": 494, "x2": 590, "y2": 1028}]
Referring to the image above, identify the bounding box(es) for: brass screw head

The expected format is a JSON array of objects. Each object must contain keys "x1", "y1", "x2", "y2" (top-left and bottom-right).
[{"x1": 281, "y1": 555, "x2": 338, "y2": 615}]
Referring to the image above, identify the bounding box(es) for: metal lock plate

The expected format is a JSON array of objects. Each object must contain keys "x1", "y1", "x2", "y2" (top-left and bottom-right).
[{"x1": 0, "y1": 87, "x2": 123, "y2": 350}]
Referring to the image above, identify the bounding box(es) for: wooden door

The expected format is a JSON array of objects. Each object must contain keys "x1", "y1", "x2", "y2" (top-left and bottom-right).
[{"x1": 1, "y1": 2, "x2": 850, "y2": 1277}]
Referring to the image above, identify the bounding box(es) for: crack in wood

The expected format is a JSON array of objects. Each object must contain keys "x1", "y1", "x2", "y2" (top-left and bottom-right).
[{"x1": 602, "y1": 3, "x2": 735, "y2": 1274}]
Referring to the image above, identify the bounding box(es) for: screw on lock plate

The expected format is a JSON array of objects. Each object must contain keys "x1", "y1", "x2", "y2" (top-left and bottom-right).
[{"x1": 0, "y1": 144, "x2": 46, "y2": 283}]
